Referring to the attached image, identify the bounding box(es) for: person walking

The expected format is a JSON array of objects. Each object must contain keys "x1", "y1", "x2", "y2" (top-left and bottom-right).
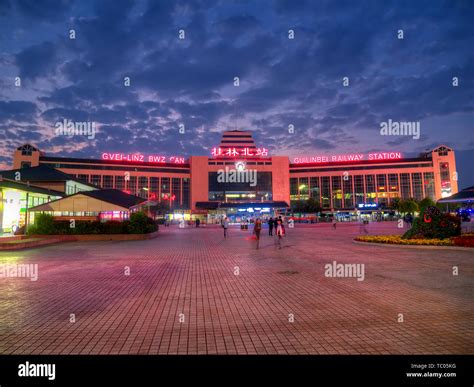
[
  {"x1": 254, "y1": 218, "x2": 262, "y2": 249},
  {"x1": 275, "y1": 216, "x2": 285, "y2": 249},
  {"x1": 268, "y1": 217, "x2": 274, "y2": 236},
  {"x1": 332, "y1": 217, "x2": 337, "y2": 229},
  {"x1": 223, "y1": 217, "x2": 229, "y2": 238}
]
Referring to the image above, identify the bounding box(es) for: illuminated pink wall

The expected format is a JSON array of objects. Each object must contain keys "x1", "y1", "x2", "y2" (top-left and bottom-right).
[
  {"x1": 189, "y1": 156, "x2": 209, "y2": 210},
  {"x1": 271, "y1": 156, "x2": 290, "y2": 203}
]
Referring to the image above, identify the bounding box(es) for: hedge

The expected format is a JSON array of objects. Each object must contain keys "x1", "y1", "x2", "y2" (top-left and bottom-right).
[{"x1": 28, "y1": 212, "x2": 158, "y2": 235}]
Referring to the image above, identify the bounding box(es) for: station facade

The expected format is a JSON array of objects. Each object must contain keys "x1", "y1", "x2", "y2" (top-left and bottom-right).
[{"x1": 11, "y1": 131, "x2": 458, "y2": 220}]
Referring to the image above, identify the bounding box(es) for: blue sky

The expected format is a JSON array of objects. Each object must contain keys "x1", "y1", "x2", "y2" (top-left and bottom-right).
[{"x1": 0, "y1": 0, "x2": 473, "y2": 188}]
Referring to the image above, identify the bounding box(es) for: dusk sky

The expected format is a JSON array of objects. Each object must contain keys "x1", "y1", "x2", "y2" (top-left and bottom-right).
[{"x1": 1, "y1": 0, "x2": 473, "y2": 187}]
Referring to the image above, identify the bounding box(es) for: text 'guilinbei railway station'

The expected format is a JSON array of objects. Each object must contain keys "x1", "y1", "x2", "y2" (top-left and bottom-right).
[{"x1": 11, "y1": 131, "x2": 458, "y2": 221}]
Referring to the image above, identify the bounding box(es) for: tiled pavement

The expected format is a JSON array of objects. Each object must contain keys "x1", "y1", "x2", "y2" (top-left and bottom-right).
[{"x1": 0, "y1": 222, "x2": 472, "y2": 354}]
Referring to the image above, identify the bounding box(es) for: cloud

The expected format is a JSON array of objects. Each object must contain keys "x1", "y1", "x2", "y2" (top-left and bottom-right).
[
  {"x1": 15, "y1": 42, "x2": 60, "y2": 80},
  {"x1": 0, "y1": 100, "x2": 37, "y2": 122}
]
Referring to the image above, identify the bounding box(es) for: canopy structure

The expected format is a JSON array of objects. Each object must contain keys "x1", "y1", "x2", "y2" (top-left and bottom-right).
[
  {"x1": 437, "y1": 186, "x2": 474, "y2": 204},
  {"x1": 29, "y1": 189, "x2": 145, "y2": 213}
]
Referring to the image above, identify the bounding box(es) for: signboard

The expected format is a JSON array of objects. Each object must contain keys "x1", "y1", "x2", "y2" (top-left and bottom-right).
[
  {"x1": 293, "y1": 152, "x2": 402, "y2": 164},
  {"x1": 358, "y1": 203, "x2": 378, "y2": 209},
  {"x1": 211, "y1": 147, "x2": 269, "y2": 158},
  {"x1": 102, "y1": 153, "x2": 185, "y2": 164}
]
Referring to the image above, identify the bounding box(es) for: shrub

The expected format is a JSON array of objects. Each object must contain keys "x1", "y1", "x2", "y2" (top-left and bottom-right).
[
  {"x1": 26, "y1": 225, "x2": 37, "y2": 235},
  {"x1": 101, "y1": 220, "x2": 127, "y2": 234},
  {"x1": 28, "y1": 213, "x2": 156, "y2": 235},
  {"x1": 403, "y1": 207, "x2": 460, "y2": 240},
  {"x1": 30, "y1": 213, "x2": 56, "y2": 234},
  {"x1": 127, "y1": 212, "x2": 158, "y2": 234}
]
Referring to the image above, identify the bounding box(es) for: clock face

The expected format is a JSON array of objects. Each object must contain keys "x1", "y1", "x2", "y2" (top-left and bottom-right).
[{"x1": 235, "y1": 161, "x2": 246, "y2": 172}]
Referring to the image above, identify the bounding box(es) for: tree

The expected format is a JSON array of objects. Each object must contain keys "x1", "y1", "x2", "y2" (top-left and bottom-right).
[
  {"x1": 418, "y1": 197, "x2": 436, "y2": 212},
  {"x1": 149, "y1": 201, "x2": 167, "y2": 216},
  {"x1": 306, "y1": 197, "x2": 322, "y2": 213},
  {"x1": 390, "y1": 197, "x2": 401, "y2": 211},
  {"x1": 290, "y1": 197, "x2": 322, "y2": 214},
  {"x1": 127, "y1": 211, "x2": 158, "y2": 234},
  {"x1": 398, "y1": 199, "x2": 419, "y2": 215}
]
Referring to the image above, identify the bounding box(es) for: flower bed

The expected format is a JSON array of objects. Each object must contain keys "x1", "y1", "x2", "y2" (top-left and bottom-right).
[
  {"x1": 452, "y1": 234, "x2": 474, "y2": 247},
  {"x1": 355, "y1": 234, "x2": 474, "y2": 247},
  {"x1": 355, "y1": 235, "x2": 453, "y2": 246}
]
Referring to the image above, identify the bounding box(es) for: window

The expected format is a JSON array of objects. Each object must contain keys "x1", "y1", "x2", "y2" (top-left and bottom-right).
[
  {"x1": 310, "y1": 177, "x2": 320, "y2": 203},
  {"x1": 91, "y1": 175, "x2": 101, "y2": 187},
  {"x1": 161, "y1": 177, "x2": 170, "y2": 198},
  {"x1": 115, "y1": 175, "x2": 125, "y2": 190},
  {"x1": 343, "y1": 175, "x2": 353, "y2": 208},
  {"x1": 354, "y1": 175, "x2": 364, "y2": 205},
  {"x1": 182, "y1": 178, "x2": 190, "y2": 209},
  {"x1": 298, "y1": 177, "x2": 309, "y2": 200},
  {"x1": 290, "y1": 178, "x2": 298, "y2": 200},
  {"x1": 400, "y1": 173, "x2": 411, "y2": 200},
  {"x1": 208, "y1": 172, "x2": 272, "y2": 202},
  {"x1": 365, "y1": 175, "x2": 376, "y2": 203},
  {"x1": 127, "y1": 176, "x2": 137, "y2": 195},
  {"x1": 77, "y1": 174, "x2": 89, "y2": 183},
  {"x1": 103, "y1": 175, "x2": 113, "y2": 189},
  {"x1": 331, "y1": 176, "x2": 342, "y2": 209},
  {"x1": 150, "y1": 177, "x2": 159, "y2": 199},
  {"x1": 439, "y1": 162, "x2": 452, "y2": 197},
  {"x1": 138, "y1": 176, "x2": 148, "y2": 198},
  {"x1": 438, "y1": 149, "x2": 448, "y2": 156},
  {"x1": 388, "y1": 174, "x2": 399, "y2": 192},
  {"x1": 18, "y1": 144, "x2": 37, "y2": 156},
  {"x1": 21, "y1": 162, "x2": 31, "y2": 168},
  {"x1": 377, "y1": 174, "x2": 388, "y2": 207},
  {"x1": 172, "y1": 178, "x2": 181, "y2": 208},
  {"x1": 321, "y1": 177, "x2": 330, "y2": 208},
  {"x1": 424, "y1": 172, "x2": 435, "y2": 200},
  {"x1": 411, "y1": 173, "x2": 423, "y2": 201}
]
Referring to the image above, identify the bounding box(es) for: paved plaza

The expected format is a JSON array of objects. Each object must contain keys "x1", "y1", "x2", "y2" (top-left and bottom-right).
[{"x1": 0, "y1": 223, "x2": 472, "y2": 354}]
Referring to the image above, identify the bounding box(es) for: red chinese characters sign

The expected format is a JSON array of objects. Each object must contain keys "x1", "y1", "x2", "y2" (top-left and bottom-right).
[
  {"x1": 102, "y1": 153, "x2": 185, "y2": 164},
  {"x1": 211, "y1": 147, "x2": 269, "y2": 158}
]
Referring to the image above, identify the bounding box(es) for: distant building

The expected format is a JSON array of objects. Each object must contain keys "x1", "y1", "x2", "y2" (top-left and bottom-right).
[{"x1": 10, "y1": 133, "x2": 458, "y2": 222}]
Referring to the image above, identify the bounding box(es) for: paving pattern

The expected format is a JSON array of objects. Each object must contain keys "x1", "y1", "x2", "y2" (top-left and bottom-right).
[{"x1": 0, "y1": 222, "x2": 472, "y2": 354}]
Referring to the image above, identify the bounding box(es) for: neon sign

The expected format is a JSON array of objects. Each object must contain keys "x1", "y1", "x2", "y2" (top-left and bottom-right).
[
  {"x1": 101, "y1": 153, "x2": 185, "y2": 164},
  {"x1": 211, "y1": 147, "x2": 269, "y2": 157},
  {"x1": 358, "y1": 203, "x2": 378, "y2": 209},
  {"x1": 293, "y1": 152, "x2": 402, "y2": 164}
]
